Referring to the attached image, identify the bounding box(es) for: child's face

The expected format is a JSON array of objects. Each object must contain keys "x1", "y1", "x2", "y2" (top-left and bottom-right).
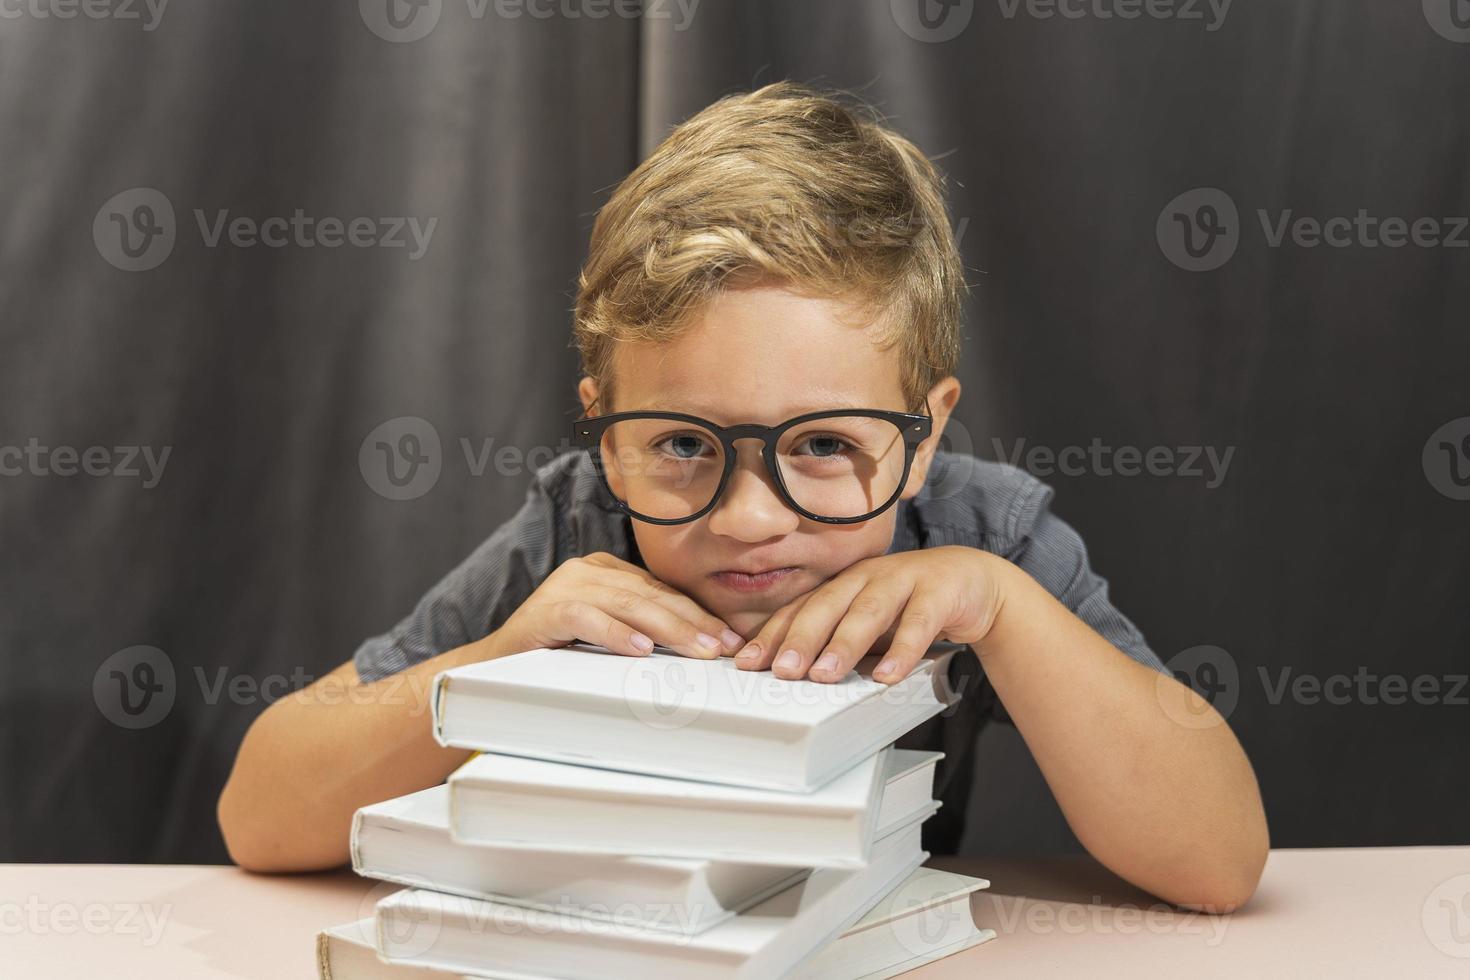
[{"x1": 578, "y1": 283, "x2": 960, "y2": 643}]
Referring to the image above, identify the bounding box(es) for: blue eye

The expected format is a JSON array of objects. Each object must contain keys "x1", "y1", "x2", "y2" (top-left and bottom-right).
[
  {"x1": 795, "y1": 435, "x2": 854, "y2": 458},
  {"x1": 655, "y1": 433, "x2": 715, "y2": 460}
]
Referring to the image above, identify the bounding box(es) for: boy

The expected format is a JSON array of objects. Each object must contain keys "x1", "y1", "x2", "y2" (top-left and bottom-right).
[{"x1": 218, "y1": 82, "x2": 1268, "y2": 910}]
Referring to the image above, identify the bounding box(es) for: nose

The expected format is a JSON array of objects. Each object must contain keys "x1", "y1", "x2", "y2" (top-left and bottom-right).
[{"x1": 704, "y1": 440, "x2": 800, "y2": 540}]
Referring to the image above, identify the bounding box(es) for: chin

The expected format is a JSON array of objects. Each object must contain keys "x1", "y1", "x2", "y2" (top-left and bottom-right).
[{"x1": 717, "y1": 607, "x2": 774, "y2": 642}]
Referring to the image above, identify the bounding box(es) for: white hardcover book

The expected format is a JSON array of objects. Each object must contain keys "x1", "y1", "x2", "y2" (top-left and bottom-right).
[
  {"x1": 353, "y1": 750, "x2": 942, "y2": 935},
  {"x1": 798, "y1": 868, "x2": 996, "y2": 980},
  {"x1": 316, "y1": 869, "x2": 991, "y2": 980},
  {"x1": 430, "y1": 642, "x2": 960, "y2": 792},
  {"x1": 447, "y1": 747, "x2": 890, "y2": 868},
  {"x1": 373, "y1": 815, "x2": 930, "y2": 980}
]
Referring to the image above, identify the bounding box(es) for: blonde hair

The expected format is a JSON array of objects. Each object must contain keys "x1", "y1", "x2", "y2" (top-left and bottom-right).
[{"x1": 573, "y1": 80, "x2": 967, "y2": 414}]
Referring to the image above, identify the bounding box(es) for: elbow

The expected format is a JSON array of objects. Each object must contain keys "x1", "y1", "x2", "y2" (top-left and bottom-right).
[
  {"x1": 217, "y1": 775, "x2": 346, "y2": 874},
  {"x1": 216, "y1": 776, "x2": 276, "y2": 873},
  {"x1": 1172, "y1": 824, "x2": 1270, "y2": 914},
  {"x1": 217, "y1": 764, "x2": 352, "y2": 873},
  {"x1": 1176, "y1": 863, "x2": 1263, "y2": 915}
]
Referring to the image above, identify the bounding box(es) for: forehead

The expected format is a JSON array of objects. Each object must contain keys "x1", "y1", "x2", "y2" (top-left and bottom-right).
[{"x1": 610, "y1": 285, "x2": 906, "y2": 423}]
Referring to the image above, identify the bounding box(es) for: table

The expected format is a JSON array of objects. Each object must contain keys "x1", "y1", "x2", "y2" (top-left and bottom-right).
[{"x1": 3, "y1": 848, "x2": 1467, "y2": 978}]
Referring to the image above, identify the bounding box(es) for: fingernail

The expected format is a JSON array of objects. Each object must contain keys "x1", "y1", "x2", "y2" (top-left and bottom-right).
[
  {"x1": 721, "y1": 629, "x2": 744, "y2": 651},
  {"x1": 696, "y1": 632, "x2": 722, "y2": 651},
  {"x1": 630, "y1": 632, "x2": 654, "y2": 652},
  {"x1": 874, "y1": 659, "x2": 895, "y2": 678},
  {"x1": 775, "y1": 649, "x2": 801, "y2": 672},
  {"x1": 735, "y1": 643, "x2": 761, "y2": 662},
  {"x1": 813, "y1": 653, "x2": 839, "y2": 673}
]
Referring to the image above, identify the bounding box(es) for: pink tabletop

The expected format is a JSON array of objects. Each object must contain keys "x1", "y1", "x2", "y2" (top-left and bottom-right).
[{"x1": 3, "y1": 847, "x2": 1468, "y2": 978}]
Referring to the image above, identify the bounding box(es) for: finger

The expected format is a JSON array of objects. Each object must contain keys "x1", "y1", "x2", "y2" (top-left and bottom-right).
[
  {"x1": 588, "y1": 585, "x2": 728, "y2": 660},
  {"x1": 771, "y1": 576, "x2": 868, "y2": 681},
  {"x1": 870, "y1": 599, "x2": 945, "y2": 684},
  {"x1": 733, "y1": 595, "x2": 809, "y2": 671},
  {"x1": 586, "y1": 555, "x2": 744, "y2": 653},
  {"x1": 808, "y1": 582, "x2": 912, "y2": 683},
  {"x1": 632, "y1": 574, "x2": 746, "y2": 654},
  {"x1": 556, "y1": 599, "x2": 654, "y2": 657}
]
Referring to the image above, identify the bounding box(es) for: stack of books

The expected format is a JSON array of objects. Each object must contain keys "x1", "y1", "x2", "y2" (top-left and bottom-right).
[{"x1": 316, "y1": 642, "x2": 996, "y2": 979}]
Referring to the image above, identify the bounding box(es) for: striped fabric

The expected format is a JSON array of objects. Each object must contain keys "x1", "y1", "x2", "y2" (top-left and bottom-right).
[{"x1": 353, "y1": 447, "x2": 1167, "y2": 854}]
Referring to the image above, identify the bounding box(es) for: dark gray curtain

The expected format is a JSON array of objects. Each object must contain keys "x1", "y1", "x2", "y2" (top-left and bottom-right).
[{"x1": 2, "y1": 1, "x2": 1466, "y2": 863}]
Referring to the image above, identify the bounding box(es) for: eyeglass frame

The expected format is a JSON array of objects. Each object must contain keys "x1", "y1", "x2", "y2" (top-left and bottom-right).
[{"x1": 570, "y1": 400, "x2": 933, "y2": 526}]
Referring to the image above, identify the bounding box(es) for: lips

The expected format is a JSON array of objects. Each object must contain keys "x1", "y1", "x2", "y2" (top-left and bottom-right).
[{"x1": 710, "y1": 566, "x2": 798, "y2": 592}]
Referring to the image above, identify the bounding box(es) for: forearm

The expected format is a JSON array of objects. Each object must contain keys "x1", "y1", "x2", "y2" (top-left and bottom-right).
[
  {"x1": 217, "y1": 633, "x2": 509, "y2": 873},
  {"x1": 973, "y1": 554, "x2": 1268, "y2": 911}
]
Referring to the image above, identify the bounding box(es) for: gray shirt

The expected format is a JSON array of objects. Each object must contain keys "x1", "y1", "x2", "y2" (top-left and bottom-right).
[{"x1": 353, "y1": 447, "x2": 1167, "y2": 854}]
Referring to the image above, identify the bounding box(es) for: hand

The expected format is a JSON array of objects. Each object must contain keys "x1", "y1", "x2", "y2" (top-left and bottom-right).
[
  {"x1": 495, "y1": 552, "x2": 745, "y2": 661},
  {"x1": 732, "y1": 546, "x2": 1005, "y2": 684}
]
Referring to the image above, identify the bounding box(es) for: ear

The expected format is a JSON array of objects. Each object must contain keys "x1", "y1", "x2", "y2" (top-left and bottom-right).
[
  {"x1": 901, "y1": 376, "x2": 962, "y2": 499},
  {"x1": 576, "y1": 376, "x2": 627, "y2": 498},
  {"x1": 577, "y1": 376, "x2": 601, "y2": 415}
]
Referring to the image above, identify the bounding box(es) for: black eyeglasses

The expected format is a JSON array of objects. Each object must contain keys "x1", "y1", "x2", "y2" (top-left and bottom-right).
[{"x1": 571, "y1": 400, "x2": 932, "y2": 525}]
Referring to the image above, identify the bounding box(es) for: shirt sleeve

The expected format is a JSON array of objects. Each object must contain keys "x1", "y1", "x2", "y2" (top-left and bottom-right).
[
  {"x1": 351, "y1": 470, "x2": 558, "y2": 684},
  {"x1": 990, "y1": 481, "x2": 1168, "y2": 723}
]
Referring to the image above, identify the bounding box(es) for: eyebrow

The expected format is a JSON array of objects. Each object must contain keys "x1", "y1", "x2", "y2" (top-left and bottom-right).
[{"x1": 618, "y1": 398, "x2": 876, "y2": 421}]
